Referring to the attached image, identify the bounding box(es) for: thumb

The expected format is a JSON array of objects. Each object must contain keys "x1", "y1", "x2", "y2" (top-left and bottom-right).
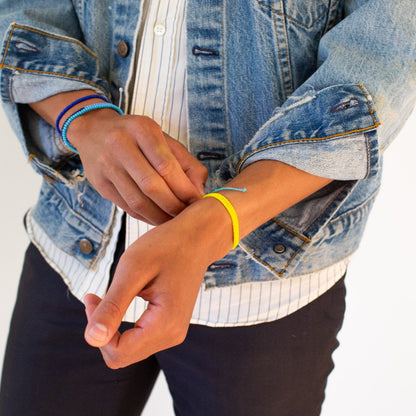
[
  {"x1": 84, "y1": 293, "x2": 101, "y2": 321},
  {"x1": 84, "y1": 293, "x2": 125, "y2": 348},
  {"x1": 165, "y1": 136, "x2": 207, "y2": 196}
]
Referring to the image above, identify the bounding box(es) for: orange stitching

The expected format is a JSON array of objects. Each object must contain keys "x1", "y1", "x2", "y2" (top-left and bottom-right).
[
  {"x1": 358, "y1": 83, "x2": 378, "y2": 125},
  {"x1": 280, "y1": 239, "x2": 309, "y2": 273},
  {"x1": 1, "y1": 64, "x2": 107, "y2": 94},
  {"x1": 13, "y1": 23, "x2": 98, "y2": 59},
  {"x1": 0, "y1": 24, "x2": 15, "y2": 67},
  {"x1": 235, "y1": 122, "x2": 380, "y2": 174},
  {"x1": 245, "y1": 236, "x2": 309, "y2": 277},
  {"x1": 247, "y1": 250, "x2": 284, "y2": 277},
  {"x1": 270, "y1": 218, "x2": 310, "y2": 242}
]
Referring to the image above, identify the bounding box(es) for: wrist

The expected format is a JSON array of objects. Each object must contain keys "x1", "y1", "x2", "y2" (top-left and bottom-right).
[
  {"x1": 173, "y1": 196, "x2": 235, "y2": 264},
  {"x1": 64, "y1": 106, "x2": 123, "y2": 151}
]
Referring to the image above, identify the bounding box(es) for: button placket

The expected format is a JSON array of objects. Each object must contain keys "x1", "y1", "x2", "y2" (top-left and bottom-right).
[{"x1": 153, "y1": 23, "x2": 166, "y2": 36}]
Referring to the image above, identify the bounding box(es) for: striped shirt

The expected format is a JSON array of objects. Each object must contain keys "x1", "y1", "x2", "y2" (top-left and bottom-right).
[
  {"x1": 25, "y1": 0, "x2": 348, "y2": 326},
  {"x1": 124, "y1": 0, "x2": 349, "y2": 326}
]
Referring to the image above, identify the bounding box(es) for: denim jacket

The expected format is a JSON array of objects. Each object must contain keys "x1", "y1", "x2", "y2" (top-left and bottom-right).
[{"x1": 1, "y1": 0, "x2": 415, "y2": 289}]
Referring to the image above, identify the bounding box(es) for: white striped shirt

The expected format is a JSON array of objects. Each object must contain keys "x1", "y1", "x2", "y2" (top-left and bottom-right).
[
  {"x1": 124, "y1": 0, "x2": 349, "y2": 326},
  {"x1": 23, "y1": 0, "x2": 349, "y2": 327},
  {"x1": 26, "y1": 0, "x2": 348, "y2": 327}
]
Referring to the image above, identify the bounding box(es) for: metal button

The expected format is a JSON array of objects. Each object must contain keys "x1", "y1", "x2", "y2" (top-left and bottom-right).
[
  {"x1": 154, "y1": 24, "x2": 166, "y2": 36},
  {"x1": 78, "y1": 238, "x2": 94, "y2": 255},
  {"x1": 117, "y1": 40, "x2": 129, "y2": 58},
  {"x1": 273, "y1": 244, "x2": 286, "y2": 254}
]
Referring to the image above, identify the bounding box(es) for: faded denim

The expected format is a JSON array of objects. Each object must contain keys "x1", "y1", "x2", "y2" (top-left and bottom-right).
[{"x1": 0, "y1": 0, "x2": 415, "y2": 288}]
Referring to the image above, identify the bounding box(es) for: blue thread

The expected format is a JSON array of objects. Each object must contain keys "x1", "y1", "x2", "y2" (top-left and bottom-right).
[
  {"x1": 56, "y1": 95, "x2": 109, "y2": 135},
  {"x1": 211, "y1": 187, "x2": 247, "y2": 193},
  {"x1": 61, "y1": 103, "x2": 124, "y2": 154}
]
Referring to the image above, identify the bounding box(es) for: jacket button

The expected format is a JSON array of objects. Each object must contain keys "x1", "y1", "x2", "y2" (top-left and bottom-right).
[
  {"x1": 79, "y1": 238, "x2": 94, "y2": 255},
  {"x1": 117, "y1": 40, "x2": 129, "y2": 58},
  {"x1": 273, "y1": 244, "x2": 286, "y2": 254}
]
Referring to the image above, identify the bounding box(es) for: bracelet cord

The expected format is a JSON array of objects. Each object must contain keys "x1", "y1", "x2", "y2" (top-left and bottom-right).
[
  {"x1": 202, "y1": 192, "x2": 240, "y2": 250},
  {"x1": 61, "y1": 103, "x2": 124, "y2": 154},
  {"x1": 55, "y1": 94, "x2": 109, "y2": 135}
]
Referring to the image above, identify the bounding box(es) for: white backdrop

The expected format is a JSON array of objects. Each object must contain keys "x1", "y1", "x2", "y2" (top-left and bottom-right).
[{"x1": 1, "y1": 104, "x2": 415, "y2": 415}]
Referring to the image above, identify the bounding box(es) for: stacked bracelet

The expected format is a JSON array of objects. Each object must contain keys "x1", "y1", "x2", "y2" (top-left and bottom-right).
[
  {"x1": 61, "y1": 103, "x2": 124, "y2": 154},
  {"x1": 202, "y1": 191, "x2": 242, "y2": 250},
  {"x1": 55, "y1": 94, "x2": 109, "y2": 135}
]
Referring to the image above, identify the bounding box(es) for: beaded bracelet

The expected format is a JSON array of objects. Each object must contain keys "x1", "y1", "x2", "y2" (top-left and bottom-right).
[
  {"x1": 202, "y1": 192, "x2": 240, "y2": 250},
  {"x1": 55, "y1": 94, "x2": 109, "y2": 135},
  {"x1": 61, "y1": 103, "x2": 124, "y2": 154}
]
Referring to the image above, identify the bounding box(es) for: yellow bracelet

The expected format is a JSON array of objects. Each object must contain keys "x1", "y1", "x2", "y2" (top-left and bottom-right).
[{"x1": 202, "y1": 192, "x2": 240, "y2": 249}]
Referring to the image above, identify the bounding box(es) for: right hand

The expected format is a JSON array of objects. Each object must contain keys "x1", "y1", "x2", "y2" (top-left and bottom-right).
[{"x1": 67, "y1": 109, "x2": 208, "y2": 224}]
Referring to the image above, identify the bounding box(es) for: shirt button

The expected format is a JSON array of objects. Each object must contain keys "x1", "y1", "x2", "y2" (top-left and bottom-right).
[
  {"x1": 154, "y1": 24, "x2": 166, "y2": 36},
  {"x1": 79, "y1": 238, "x2": 94, "y2": 255},
  {"x1": 117, "y1": 40, "x2": 129, "y2": 58},
  {"x1": 273, "y1": 244, "x2": 286, "y2": 254}
]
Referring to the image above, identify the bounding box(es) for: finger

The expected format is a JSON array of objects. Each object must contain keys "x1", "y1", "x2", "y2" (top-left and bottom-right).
[
  {"x1": 165, "y1": 137, "x2": 208, "y2": 195},
  {"x1": 111, "y1": 143, "x2": 189, "y2": 217},
  {"x1": 84, "y1": 293, "x2": 101, "y2": 321},
  {"x1": 135, "y1": 123, "x2": 202, "y2": 204},
  {"x1": 99, "y1": 302, "x2": 188, "y2": 368},
  {"x1": 84, "y1": 250, "x2": 156, "y2": 348},
  {"x1": 98, "y1": 177, "x2": 170, "y2": 224}
]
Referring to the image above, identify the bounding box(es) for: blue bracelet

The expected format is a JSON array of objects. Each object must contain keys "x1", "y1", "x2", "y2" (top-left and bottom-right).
[
  {"x1": 55, "y1": 94, "x2": 109, "y2": 135},
  {"x1": 61, "y1": 103, "x2": 124, "y2": 154}
]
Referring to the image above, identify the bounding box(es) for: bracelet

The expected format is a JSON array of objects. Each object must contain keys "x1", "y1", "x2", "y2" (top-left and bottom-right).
[
  {"x1": 61, "y1": 103, "x2": 124, "y2": 154},
  {"x1": 202, "y1": 192, "x2": 240, "y2": 249},
  {"x1": 55, "y1": 94, "x2": 109, "y2": 135}
]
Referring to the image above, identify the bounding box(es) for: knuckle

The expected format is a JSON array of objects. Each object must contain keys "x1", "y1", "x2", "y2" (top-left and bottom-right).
[
  {"x1": 155, "y1": 158, "x2": 175, "y2": 179},
  {"x1": 127, "y1": 196, "x2": 145, "y2": 213},
  {"x1": 101, "y1": 299, "x2": 123, "y2": 322},
  {"x1": 138, "y1": 173, "x2": 160, "y2": 195},
  {"x1": 103, "y1": 130, "x2": 125, "y2": 150}
]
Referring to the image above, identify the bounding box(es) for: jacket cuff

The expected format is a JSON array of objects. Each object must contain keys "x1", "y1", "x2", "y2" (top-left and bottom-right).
[
  {"x1": 218, "y1": 84, "x2": 380, "y2": 183},
  {"x1": 0, "y1": 23, "x2": 109, "y2": 103}
]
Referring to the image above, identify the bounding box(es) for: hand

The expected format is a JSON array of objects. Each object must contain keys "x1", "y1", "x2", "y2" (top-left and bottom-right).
[
  {"x1": 69, "y1": 109, "x2": 207, "y2": 224},
  {"x1": 83, "y1": 198, "x2": 231, "y2": 368}
]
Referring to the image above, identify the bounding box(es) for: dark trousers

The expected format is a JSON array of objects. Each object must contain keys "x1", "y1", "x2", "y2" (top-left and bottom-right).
[{"x1": 0, "y1": 243, "x2": 346, "y2": 416}]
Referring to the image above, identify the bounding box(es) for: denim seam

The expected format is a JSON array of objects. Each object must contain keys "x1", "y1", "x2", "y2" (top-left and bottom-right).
[
  {"x1": 0, "y1": 23, "x2": 106, "y2": 96},
  {"x1": 279, "y1": 0, "x2": 294, "y2": 96},
  {"x1": 364, "y1": 131, "x2": 371, "y2": 178},
  {"x1": 10, "y1": 23, "x2": 99, "y2": 59},
  {"x1": 256, "y1": 0, "x2": 340, "y2": 30},
  {"x1": 1, "y1": 65, "x2": 107, "y2": 96},
  {"x1": 327, "y1": 188, "x2": 379, "y2": 225},
  {"x1": 272, "y1": 3, "x2": 293, "y2": 99},
  {"x1": 236, "y1": 122, "x2": 380, "y2": 174},
  {"x1": 270, "y1": 218, "x2": 310, "y2": 242},
  {"x1": 221, "y1": 1, "x2": 232, "y2": 157},
  {"x1": 241, "y1": 236, "x2": 310, "y2": 278},
  {"x1": 358, "y1": 83, "x2": 378, "y2": 126}
]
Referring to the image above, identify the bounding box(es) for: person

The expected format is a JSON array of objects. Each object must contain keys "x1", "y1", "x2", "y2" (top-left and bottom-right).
[{"x1": 0, "y1": 0, "x2": 415, "y2": 415}]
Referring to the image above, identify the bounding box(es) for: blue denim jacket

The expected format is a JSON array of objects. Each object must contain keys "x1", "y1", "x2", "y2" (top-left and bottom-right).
[{"x1": 1, "y1": 0, "x2": 415, "y2": 288}]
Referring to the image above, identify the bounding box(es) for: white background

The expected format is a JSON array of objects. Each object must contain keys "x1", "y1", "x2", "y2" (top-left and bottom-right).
[{"x1": 0, "y1": 104, "x2": 415, "y2": 415}]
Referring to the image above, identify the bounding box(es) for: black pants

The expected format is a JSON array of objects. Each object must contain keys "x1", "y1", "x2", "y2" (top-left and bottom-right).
[{"x1": 0, "y1": 243, "x2": 346, "y2": 416}]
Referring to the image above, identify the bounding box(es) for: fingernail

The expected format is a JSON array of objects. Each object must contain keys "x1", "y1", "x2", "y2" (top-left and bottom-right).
[{"x1": 87, "y1": 323, "x2": 108, "y2": 342}]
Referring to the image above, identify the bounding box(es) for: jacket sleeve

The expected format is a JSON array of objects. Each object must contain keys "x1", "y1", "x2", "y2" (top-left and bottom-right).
[
  {"x1": 219, "y1": 0, "x2": 416, "y2": 183},
  {"x1": 0, "y1": 1, "x2": 111, "y2": 180}
]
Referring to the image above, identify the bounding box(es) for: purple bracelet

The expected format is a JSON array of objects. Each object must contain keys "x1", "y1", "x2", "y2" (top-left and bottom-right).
[{"x1": 55, "y1": 94, "x2": 109, "y2": 135}]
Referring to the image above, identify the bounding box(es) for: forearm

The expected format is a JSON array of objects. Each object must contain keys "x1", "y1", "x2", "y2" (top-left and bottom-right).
[
  {"x1": 29, "y1": 89, "x2": 109, "y2": 130},
  {"x1": 178, "y1": 160, "x2": 332, "y2": 261}
]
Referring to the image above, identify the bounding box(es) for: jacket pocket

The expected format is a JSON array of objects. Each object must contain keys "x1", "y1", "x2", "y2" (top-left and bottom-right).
[{"x1": 255, "y1": 0, "x2": 341, "y2": 30}]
